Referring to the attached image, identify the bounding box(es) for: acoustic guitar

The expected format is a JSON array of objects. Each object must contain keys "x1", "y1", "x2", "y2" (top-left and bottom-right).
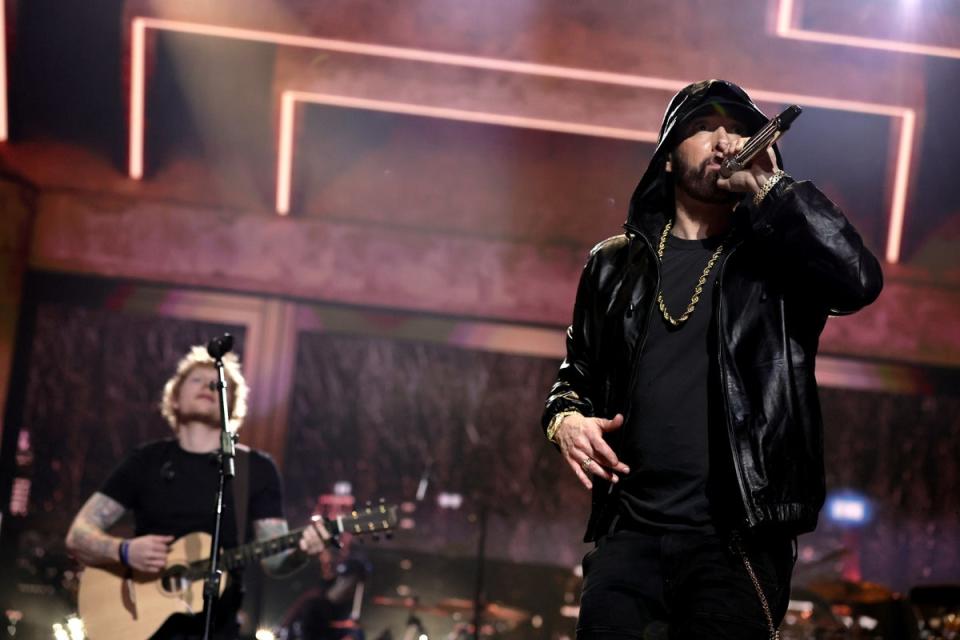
[{"x1": 77, "y1": 502, "x2": 398, "y2": 639}]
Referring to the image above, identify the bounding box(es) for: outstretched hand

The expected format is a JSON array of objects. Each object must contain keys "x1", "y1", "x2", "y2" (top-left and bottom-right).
[{"x1": 554, "y1": 413, "x2": 630, "y2": 490}]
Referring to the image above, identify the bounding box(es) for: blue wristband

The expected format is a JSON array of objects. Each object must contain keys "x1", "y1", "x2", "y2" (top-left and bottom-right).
[{"x1": 119, "y1": 540, "x2": 131, "y2": 567}]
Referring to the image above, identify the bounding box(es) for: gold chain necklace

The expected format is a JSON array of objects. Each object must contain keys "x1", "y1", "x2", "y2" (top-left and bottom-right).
[{"x1": 656, "y1": 221, "x2": 726, "y2": 326}]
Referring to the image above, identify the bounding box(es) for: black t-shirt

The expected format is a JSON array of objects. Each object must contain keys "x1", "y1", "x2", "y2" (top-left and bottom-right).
[
  {"x1": 99, "y1": 438, "x2": 285, "y2": 638},
  {"x1": 100, "y1": 438, "x2": 285, "y2": 548},
  {"x1": 618, "y1": 233, "x2": 723, "y2": 532}
]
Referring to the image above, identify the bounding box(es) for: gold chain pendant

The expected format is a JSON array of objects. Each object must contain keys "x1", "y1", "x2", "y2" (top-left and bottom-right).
[{"x1": 656, "y1": 221, "x2": 725, "y2": 326}]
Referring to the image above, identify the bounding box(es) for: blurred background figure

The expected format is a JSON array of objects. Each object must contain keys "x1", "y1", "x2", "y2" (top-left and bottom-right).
[
  {"x1": 278, "y1": 533, "x2": 370, "y2": 640},
  {"x1": 277, "y1": 495, "x2": 371, "y2": 640}
]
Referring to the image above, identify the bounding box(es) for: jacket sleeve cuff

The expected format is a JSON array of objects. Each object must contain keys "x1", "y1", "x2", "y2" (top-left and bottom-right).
[
  {"x1": 748, "y1": 173, "x2": 796, "y2": 236},
  {"x1": 541, "y1": 394, "x2": 594, "y2": 433}
]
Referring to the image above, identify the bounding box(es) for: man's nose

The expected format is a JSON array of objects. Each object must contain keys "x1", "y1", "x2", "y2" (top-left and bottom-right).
[{"x1": 713, "y1": 127, "x2": 736, "y2": 150}]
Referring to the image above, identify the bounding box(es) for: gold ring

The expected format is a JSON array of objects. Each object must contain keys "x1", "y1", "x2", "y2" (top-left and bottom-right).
[{"x1": 581, "y1": 457, "x2": 593, "y2": 471}]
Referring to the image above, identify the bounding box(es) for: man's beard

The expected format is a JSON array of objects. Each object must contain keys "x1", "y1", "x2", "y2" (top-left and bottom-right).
[
  {"x1": 672, "y1": 153, "x2": 740, "y2": 205},
  {"x1": 177, "y1": 409, "x2": 220, "y2": 426}
]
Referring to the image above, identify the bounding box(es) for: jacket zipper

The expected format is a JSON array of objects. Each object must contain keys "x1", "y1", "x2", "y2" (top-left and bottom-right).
[
  {"x1": 622, "y1": 227, "x2": 661, "y2": 426},
  {"x1": 780, "y1": 296, "x2": 797, "y2": 422},
  {"x1": 715, "y1": 242, "x2": 758, "y2": 528},
  {"x1": 601, "y1": 226, "x2": 660, "y2": 516}
]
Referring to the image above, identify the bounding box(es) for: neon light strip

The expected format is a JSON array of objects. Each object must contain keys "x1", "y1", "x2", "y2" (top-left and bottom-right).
[
  {"x1": 773, "y1": 0, "x2": 922, "y2": 263},
  {"x1": 134, "y1": 18, "x2": 691, "y2": 91},
  {"x1": 275, "y1": 91, "x2": 659, "y2": 215},
  {"x1": 776, "y1": 0, "x2": 960, "y2": 60},
  {"x1": 276, "y1": 91, "x2": 297, "y2": 214},
  {"x1": 886, "y1": 109, "x2": 914, "y2": 264},
  {"x1": 130, "y1": 18, "x2": 147, "y2": 178},
  {"x1": 0, "y1": 0, "x2": 8, "y2": 141},
  {"x1": 128, "y1": 16, "x2": 917, "y2": 260}
]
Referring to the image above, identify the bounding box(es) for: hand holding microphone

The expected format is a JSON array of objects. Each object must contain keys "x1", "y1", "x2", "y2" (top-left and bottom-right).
[
  {"x1": 720, "y1": 105, "x2": 801, "y2": 178},
  {"x1": 716, "y1": 104, "x2": 801, "y2": 198}
]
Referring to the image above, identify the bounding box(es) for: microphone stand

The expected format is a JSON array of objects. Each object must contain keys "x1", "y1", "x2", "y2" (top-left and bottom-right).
[{"x1": 200, "y1": 333, "x2": 237, "y2": 640}]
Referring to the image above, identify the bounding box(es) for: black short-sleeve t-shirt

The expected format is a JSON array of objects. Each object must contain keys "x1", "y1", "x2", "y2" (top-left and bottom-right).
[
  {"x1": 100, "y1": 438, "x2": 285, "y2": 549},
  {"x1": 619, "y1": 234, "x2": 723, "y2": 532}
]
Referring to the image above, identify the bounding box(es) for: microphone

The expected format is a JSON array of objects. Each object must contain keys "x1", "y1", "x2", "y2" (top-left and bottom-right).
[
  {"x1": 206, "y1": 333, "x2": 234, "y2": 359},
  {"x1": 416, "y1": 461, "x2": 432, "y2": 501},
  {"x1": 720, "y1": 104, "x2": 802, "y2": 178}
]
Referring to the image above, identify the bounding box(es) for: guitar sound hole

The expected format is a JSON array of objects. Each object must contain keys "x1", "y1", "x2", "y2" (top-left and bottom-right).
[{"x1": 160, "y1": 566, "x2": 190, "y2": 595}]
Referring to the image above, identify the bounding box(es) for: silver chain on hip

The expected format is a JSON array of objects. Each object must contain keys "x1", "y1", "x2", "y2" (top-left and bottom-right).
[{"x1": 731, "y1": 534, "x2": 781, "y2": 640}]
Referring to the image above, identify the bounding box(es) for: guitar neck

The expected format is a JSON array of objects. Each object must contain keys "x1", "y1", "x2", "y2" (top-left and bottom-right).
[
  {"x1": 220, "y1": 525, "x2": 309, "y2": 571},
  {"x1": 218, "y1": 504, "x2": 397, "y2": 570}
]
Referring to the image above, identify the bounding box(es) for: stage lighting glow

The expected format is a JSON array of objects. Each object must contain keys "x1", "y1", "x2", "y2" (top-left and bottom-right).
[
  {"x1": 255, "y1": 629, "x2": 276, "y2": 640},
  {"x1": 125, "y1": 15, "x2": 917, "y2": 263},
  {"x1": 827, "y1": 491, "x2": 871, "y2": 525},
  {"x1": 333, "y1": 481, "x2": 352, "y2": 496},
  {"x1": 0, "y1": 0, "x2": 7, "y2": 141},
  {"x1": 10, "y1": 477, "x2": 30, "y2": 515},
  {"x1": 858, "y1": 616, "x2": 879, "y2": 630},
  {"x1": 52, "y1": 623, "x2": 69, "y2": 640},
  {"x1": 776, "y1": 0, "x2": 960, "y2": 59},
  {"x1": 437, "y1": 492, "x2": 463, "y2": 509},
  {"x1": 65, "y1": 616, "x2": 85, "y2": 640},
  {"x1": 789, "y1": 599, "x2": 814, "y2": 613}
]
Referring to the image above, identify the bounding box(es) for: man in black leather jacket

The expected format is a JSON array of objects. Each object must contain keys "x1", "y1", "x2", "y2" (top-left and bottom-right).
[{"x1": 541, "y1": 80, "x2": 883, "y2": 638}]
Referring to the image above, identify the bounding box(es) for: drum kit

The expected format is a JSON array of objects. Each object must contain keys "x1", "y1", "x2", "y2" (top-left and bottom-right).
[{"x1": 371, "y1": 595, "x2": 531, "y2": 639}]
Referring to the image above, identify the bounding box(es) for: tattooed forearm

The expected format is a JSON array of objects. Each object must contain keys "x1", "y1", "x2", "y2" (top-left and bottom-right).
[
  {"x1": 253, "y1": 518, "x2": 307, "y2": 577},
  {"x1": 65, "y1": 492, "x2": 127, "y2": 567}
]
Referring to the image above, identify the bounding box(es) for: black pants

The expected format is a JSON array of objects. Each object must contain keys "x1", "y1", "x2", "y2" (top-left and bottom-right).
[{"x1": 577, "y1": 528, "x2": 795, "y2": 639}]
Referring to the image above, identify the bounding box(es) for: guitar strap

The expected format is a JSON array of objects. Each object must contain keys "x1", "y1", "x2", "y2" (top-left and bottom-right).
[{"x1": 234, "y1": 444, "x2": 251, "y2": 546}]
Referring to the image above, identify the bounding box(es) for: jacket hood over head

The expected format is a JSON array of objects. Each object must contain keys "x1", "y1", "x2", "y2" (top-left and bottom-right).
[{"x1": 626, "y1": 79, "x2": 784, "y2": 237}]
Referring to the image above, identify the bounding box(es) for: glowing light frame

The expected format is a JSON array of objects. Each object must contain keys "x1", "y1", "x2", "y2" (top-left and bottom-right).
[
  {"x1": 776, "y1": 0, "x2": 960, "y2": 60},
  {"x1": 128, "y1": 16, "x2": 916, "y2": 263},
  {"x1": 0, "y1": 0, "x2": 8, "y2": 141},
  {"x1": 275, "y1": 90, "x2": 658, "y2": 216}
]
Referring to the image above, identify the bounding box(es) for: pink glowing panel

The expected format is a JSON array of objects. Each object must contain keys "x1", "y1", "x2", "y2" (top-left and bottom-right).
[
  {"x1": 274, "y1": 91, "x2": 659, "y2": 216},
  {"x1": 772, "y1": 0, "x2": 926, "y2": 263},
  {"x1": 128, "y1": 16, "x2": 688, "y2": 188},
  {"x1": 0, "y1": 0, "x2": 7, "y2": 141},
  {"x1": 127, "y1": 16, "x2": 916, "y2": 262},
  {"x1": 776, "y1": 0, "x2": 960, "y2": 60}
]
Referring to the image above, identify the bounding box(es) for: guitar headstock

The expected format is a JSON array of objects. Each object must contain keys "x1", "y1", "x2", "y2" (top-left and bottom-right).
[{"x1": 335, "y1": 499, "x2": 399, "y2": 539}]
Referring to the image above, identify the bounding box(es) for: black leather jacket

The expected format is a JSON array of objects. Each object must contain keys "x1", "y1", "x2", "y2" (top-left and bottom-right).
[{"x1": 543, "y1": 173, "x2": 883, "y2": 540}]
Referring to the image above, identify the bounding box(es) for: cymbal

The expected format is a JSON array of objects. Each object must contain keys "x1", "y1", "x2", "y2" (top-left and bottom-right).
[
  {"x1": 435, "y1": 598, "x2": 530, "y2": 623},
  {"x1": 371, "y1": 596, "x2": 448, "y2": 617},
  {"x1": 806, "y1": 579, "x2": 896, "y2": 604},
  {"x1": 372, "y1": 595, "x2": 419, "y2": 608}
]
